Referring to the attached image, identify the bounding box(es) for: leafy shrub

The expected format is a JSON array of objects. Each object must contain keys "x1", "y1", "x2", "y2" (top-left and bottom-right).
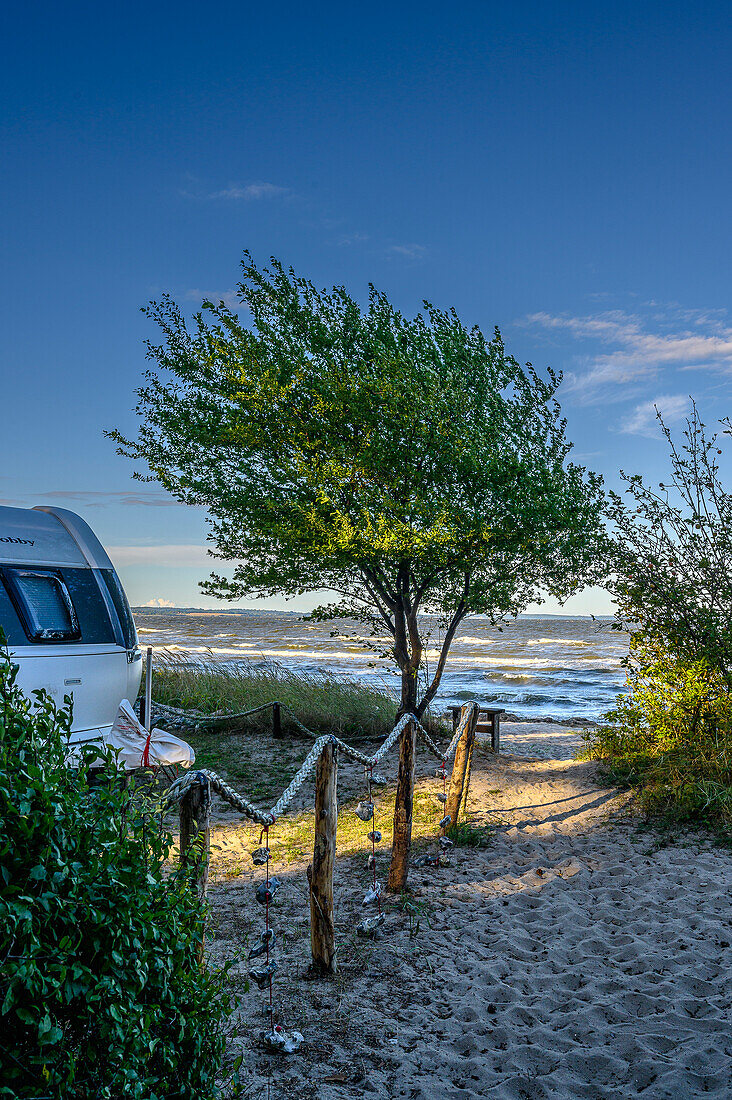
[
  {"x1": 586, "y1": 634, "x2": 732, "y2": 831},
  {"x1": 594, "y1": 405, "x2": 732, "y2": 830},
  {"x1": 0, "y1": 652, "x2": 231, "y2": 1098},
  {"x1": 607, "y1": 403, "x2": 732, "y2": 685}
]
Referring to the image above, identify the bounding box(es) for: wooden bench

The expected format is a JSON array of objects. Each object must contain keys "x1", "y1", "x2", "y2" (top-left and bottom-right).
[{"x1": 449, "y1": 705, "x2": 505, "y2": 754}]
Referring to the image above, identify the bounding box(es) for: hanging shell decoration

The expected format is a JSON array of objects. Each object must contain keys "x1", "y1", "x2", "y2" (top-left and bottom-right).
[
  {"x1": 251, "y1": 846, "x2": 270, "y2": 865},
  {"x1": 249, "y1": 960, "x2": 278, "y2": 988},
  {"x1": 437, "y1": 792, "x2": 448, "y2": 804},
  {"x1": 355, "y1": 800, "x2": 375, "y2": 821},
  {"x1": 357, "y1": 912, "x2": 386, "y2": 939},
  {"x1": 438, "y1": 814, "x2": 452, "y2": 830},
  {"x1": 438, "y1": 835, "x2": 454, "y2": 849},
  {"x1": 261, "y1": 1026, "x2": 304, "y2": 1054},
  {"x1": 248, "y1": 929, "x2": 275, "y2": 959},
  {"x1": 367, "y1": 830, "x2": 382, "y2": 843},
  {"x1": 255, "y1": 878, "x2": 280, "y2": 905},
  {"x1": 413, "y1": 852, "x2": 440, "y2": 868},
  {"x1": 363, "y1": 882, "x2": 382, "y2": 905},
  {"x1": 367, "y1": 852, "x2": 376, "y2": 871}
]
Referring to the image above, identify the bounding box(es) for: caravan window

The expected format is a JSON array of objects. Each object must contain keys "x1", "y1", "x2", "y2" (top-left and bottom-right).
[
  {"x1": 99, "y1": 568, "x2": 137, "y2": 650},
  {"x1": 2, "y1": 569, "x2": 80, "y2": 641}
]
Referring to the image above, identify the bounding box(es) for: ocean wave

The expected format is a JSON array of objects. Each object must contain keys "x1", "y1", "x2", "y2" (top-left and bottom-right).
[{"x1": 134, "y1": 608, "x2": 628, "y2": 720}]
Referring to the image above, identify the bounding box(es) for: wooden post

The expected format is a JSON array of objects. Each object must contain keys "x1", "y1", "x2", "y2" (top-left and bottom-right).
[
  {"x1": 180, "y1": 774, "x2": 211, "y2": 966},
  {"x1": 142, "y1": 646, "x2": 153, "y2": 730},
  {"x1": 272, "y1": 701, "x2": 282, "y2": 739},
  {"x1": 307, "y1": 741, "x2": 337, "y2": 974},
  {"x1": 387, "y1": 718, "x2": 416, "y2": 892},
  {"x1": 492, "y1": 711, "x2": 501, "y2": 754},
  {"x1": 445, "y1": 704, "x2": 479, "y2": 829}
]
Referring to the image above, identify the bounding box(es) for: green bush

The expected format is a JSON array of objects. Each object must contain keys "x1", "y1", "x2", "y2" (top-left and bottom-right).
[
  {"x1": 0, "y1": 652, "x2": 231, "y2": 1099},
  {"x1": 585, "y1": 634, "x2": 732, "y2": 831}
]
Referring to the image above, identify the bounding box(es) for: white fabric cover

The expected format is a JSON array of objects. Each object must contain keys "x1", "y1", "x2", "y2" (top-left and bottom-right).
[{"x1": 106, "y1": 699, "x2": 196, "y2": 770}]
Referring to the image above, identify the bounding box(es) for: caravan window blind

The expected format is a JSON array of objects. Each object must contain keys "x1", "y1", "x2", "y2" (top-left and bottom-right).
[{"x1": 2, "y1": 568, "x2": 80, "y2": 641}]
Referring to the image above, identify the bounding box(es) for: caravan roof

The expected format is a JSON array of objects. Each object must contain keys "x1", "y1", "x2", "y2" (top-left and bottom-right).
[{"x1": 0, "y1": 506, "x2": 115, "y2": 570}]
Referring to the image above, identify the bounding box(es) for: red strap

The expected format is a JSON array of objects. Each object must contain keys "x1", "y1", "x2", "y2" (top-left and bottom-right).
[{"x1": 142, "y1": 730, "x2": 153, "y2": 768}]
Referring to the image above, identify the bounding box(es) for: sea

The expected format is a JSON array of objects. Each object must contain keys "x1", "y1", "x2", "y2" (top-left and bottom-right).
[{"x1": 133, "y1": 608, "x2": 628, "y2": 723}]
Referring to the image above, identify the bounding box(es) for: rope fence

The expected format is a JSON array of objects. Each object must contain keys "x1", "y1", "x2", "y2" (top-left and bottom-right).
[{"x1": 162, "y1": 697, "x2": 481, "y2": 1056}]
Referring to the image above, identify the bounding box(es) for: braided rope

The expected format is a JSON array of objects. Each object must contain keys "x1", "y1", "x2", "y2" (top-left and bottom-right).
[
  {"x1": 150, "y1": 699, "x2": 281, "y2": 729},
  {"x1": 164, "y1": 703, "x2": 478, "y2": 824},
  {"x1": 270, "y1": 735, "x2": 333, "y2": 818},
  {"x1": 166, "y1": 768, "x2": 276, "y2": 826},
  {"x1": 151, "y1": 694, "x2": 475, "y2": 765}
]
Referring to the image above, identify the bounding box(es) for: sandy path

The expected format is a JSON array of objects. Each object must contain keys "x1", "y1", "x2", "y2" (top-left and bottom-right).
[
  {"x1": 208, "y1": 748, "x2": 732, "y2": 1100},
  {"x1": 498, "y1": 721, "x2": 586, "y2": 761}
]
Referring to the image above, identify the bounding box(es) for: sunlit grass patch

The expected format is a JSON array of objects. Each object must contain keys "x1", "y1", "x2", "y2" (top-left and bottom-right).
[{"x1": 208, "y1": 778, "x2": 454, "y2": 870}]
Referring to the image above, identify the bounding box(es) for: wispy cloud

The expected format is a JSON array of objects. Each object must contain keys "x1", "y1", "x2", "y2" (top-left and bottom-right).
[
  {"x1": 208, "y1": 182, "x2": 289, "y2": 201},
  {"x1": 619, "y1": 394, "x2": 690, "y2": 437},
  {"x1": 386, "y1": 243, "x2": 427, "y2": 260},
  {"x1": 40, "y1": 490, "x2": 183, "y2": 508},
  {"x1": 337, "y1": 232, "x2": 370, "y2": 247},
  {"x1": 525, "y1": 306, "x2": 732, "y2": 402},
  {"x1": 108, "y1": 544, "x2": 214, "y2": 567}
]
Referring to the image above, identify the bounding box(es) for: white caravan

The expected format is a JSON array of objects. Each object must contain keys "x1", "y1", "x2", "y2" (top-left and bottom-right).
[{"x1": 0, "y1": 505, "x2": 142, "y2": 749}]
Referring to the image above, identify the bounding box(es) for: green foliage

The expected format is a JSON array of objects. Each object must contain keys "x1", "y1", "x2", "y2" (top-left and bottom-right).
[
  {"x1": 400, "y1": 893, "x2": 432, "y2": 941},
  {"x1": 110, "y1": 255, "x2": 604, "y2": 711},
  {"x1": 596, "y1": 406, "x2": 732, "y2": 832},
  {"x1": 607, "y1": 403, "x2": 732, "y2": 683},
  {"x1": 447, "y1": 819, "x2": 495, "y2": 847},
  {"x1": 0, "y1": 653, "x2": 231, "y2": 1098},
  {"x1": 586, "y1": 635, "x2": 732, "y2": 832}
]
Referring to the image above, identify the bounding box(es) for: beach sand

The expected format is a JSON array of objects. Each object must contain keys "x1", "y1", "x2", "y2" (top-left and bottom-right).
[{"x1": 205, "y1": 737, "x2": 732, "y2": 1099}]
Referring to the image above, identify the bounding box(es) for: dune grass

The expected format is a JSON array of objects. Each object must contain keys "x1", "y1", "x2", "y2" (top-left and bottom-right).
[
  {"x1": 148, "y1": 655, "x2": 457, "y2": 841},
  {"x1": 148, "y1": 652, "x2": 414, "y2": 740},
  {"x1": 584, "y1": 723, "x2": 732, "y2": 836}
]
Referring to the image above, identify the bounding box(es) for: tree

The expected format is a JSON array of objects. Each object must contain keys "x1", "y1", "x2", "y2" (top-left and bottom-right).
[
  {"x1": 110, "y1": 254, "x2": 605, "y2": 887},
  {"x1": 606, "y1": 403, "x2": 732, "y2": 685},
  {"x1": 588, "y1": 405, "x2": 732, "y2": 830}
]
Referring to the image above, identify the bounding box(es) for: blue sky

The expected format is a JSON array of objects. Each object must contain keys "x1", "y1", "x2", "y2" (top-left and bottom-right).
[{"x1": 2, "y1": 1, "x2": 731, "y2": 613}]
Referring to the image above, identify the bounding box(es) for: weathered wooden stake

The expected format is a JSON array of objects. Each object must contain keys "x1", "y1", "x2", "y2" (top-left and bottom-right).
[
  {"x1": 272, "y1": 701, "x2": 282, "y2": 739},
  {"x1": 387, "y1": 718, "x2": 416, "y2": 892},
  {"x1": 445, "y1": 704, "x2": 479, "y2": 829},
  {"x1": 180, "y1": 773, "x2": 211, "y2": 966},
  {"x1": 143, "y1": 646, "x2": 153, "y2": 730},
  {"x1": 307, "y1": 741, "x2": 337, "y2": 973},
  {"x1": 491, "y1": 711, "x2": 501, "y2": 755}
]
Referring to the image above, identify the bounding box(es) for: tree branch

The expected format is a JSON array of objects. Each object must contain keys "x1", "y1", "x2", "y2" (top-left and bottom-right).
[{"x1": 416, "y1": 576, "x2": 471, "y2": 716}]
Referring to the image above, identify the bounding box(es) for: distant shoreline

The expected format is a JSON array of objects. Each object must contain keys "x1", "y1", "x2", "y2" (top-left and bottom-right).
[{"x1": 134, "y1": 605, "x2": 615, "y2": 620}]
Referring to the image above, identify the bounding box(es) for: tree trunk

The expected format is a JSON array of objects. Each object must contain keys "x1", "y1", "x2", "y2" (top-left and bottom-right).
[
  {"x1": 387, "y1": 717, "x2": 416, "y2": 892},
  {"x1": 445, "y1": 704, "x2": 478, "y2": 829},
  {"x1": 307, "y1": 741, "x2": 338, "y2": 973}
]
